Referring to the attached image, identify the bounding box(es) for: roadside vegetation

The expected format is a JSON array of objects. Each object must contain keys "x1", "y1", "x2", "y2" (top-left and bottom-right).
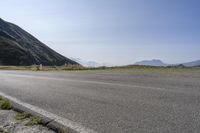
[
  {"x1": 25, "y1": 116, "x2": 41, "y2": 126},
  {"x1": 0, "y1": 96, "x2": 69, "y2": 133},
  {"x1": 15, "y1": 112, "x2": 41, "y2": 126},
  {"x1": 15, "y1": 112, "x2": 29, "y2": 120},
  {"x1": 0, "y1": 131, "x2": 9, "y2": 133},
  {"x1": 0, "y1": 64, "x2": 199, "y2": 71},
  {"x1": 58, "y1": 128, "x2": 67, "y2": 133},
  {"x1": 0, "y1": 96, "x2": 12, "y2": 110},
  {"x1": 15, "y1": 111, "x2": 41, "y2": 126}
]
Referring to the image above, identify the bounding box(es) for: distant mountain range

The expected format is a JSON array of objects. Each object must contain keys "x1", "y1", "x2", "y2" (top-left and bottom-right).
[
  {"x1": 181, "y1": 60, "x2": 200, "y2": 67},
  {"x1": 71, "y1": 58, "x2": 113, "y2": 67},
  {"x1": 0, "y1": 18, "x2": 78, "y2": 66},
  {"x1": 135, "y1": 59, "x2": 167, "y2": 66},
  {"x1": 71, "y1": 58, "x2": 200, "y2": 67},
  {"x1": 135, "y1": 59, "x2": 200, "y2": 67}
]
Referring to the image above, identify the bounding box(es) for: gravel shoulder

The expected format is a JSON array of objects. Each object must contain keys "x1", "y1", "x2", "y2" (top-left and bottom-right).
[{"x1": 0, "y1": 105, "x2": 55, "y2": 133}]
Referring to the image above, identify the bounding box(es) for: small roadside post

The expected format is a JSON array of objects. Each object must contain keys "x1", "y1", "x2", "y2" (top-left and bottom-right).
[{"x1": 39, "y1": 64, "x2": 43, "y2": 70}]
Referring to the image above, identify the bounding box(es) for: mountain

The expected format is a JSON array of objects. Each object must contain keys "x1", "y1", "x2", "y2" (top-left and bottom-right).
[
  {"x1": 134, "y1": 59, "x2": 200, "y2": 67},
  {"x1": 135, "y1": 59, "x2": 167, "y2": 66},
  {"x1": 71, "y1": 58, "x2": 113, "y2": 67},
  {"x1": 182, "y1": 60, "x2": 200, "y2": 66},
  {"x1": 0, "y1": 18, "x2": 78, "y2": 66}
]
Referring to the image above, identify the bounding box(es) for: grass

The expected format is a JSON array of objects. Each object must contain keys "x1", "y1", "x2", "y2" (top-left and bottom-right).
[
  {"x1": 0, "y1": 65, "x2": 85, "y2": 71},
  {"x1": 15, "y1": 112, "x2": 29, "y2": 120},
  {"x1": 0, "y1": 65, "x2": 199, "y2": 72},
  {"x1": 0, "y1": 131, "x2": 10, "y2": 133},
  {"x1": 58, "y1": 128, "x2": 68, "y2": 133},
  {"x1": 0, "y1": 66, "x2": 32, "y2": 70},
  {"x1": 0, "y1": 97, "x2": 12, "y2": 110},
  {"x1": 0, "y1": 96, "x2": 51, "y2": 131},
  {"x1": 25, "y1": 116, "x2": 41, "y2": 126}
]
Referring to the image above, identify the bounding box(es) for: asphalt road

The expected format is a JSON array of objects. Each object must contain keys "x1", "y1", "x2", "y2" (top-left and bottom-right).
[{"x1": 0, "y1": 69, "x2": 200, "y2": 133}]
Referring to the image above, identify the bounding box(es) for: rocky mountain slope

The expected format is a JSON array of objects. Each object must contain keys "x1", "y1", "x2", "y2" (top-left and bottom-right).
[{"x1": 0, "y1": 18, "x2": 77, "y2": 66}]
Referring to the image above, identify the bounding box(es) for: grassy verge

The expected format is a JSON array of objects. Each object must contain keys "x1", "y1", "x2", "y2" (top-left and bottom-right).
[
  {"x1": 0, "y1": 96, "x2": 12, "y2": 110},
  {"x1": 15, "y1": 112, "x2": 41, "y2": 126},
  {"x1": 25, "y1": 116, "x2": 41, "y2": 126},
  {"x1": 0, "y1": 131, "x2": 10, "y2": 133},
  {"x1": 0, "y1": 96, "x2": 69, "y2": 132},
  {"x1": 0, "y1": 96, "x2": 40, "y2": 126},
  {"x1": 0, "y1": 65, "x2": 199, "y2": 71},
  {"x1": 58, "y1": 128, "x2": 68, "y2": 133},
  {"x1": 15, "y1": 112, "x2": 29, "y2": 120}
]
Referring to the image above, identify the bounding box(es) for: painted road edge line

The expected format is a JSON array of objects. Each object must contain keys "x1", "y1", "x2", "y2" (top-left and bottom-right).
[{"x1": 0, "y1": 91, "x2": 97, "y2": 133}]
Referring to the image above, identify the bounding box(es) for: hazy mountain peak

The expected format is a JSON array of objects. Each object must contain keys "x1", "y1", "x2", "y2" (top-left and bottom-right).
[
  {"x1": 135, "y1": 59, "x2": 200, "y2": 67},
  {"x1": 71, "y1": 57, "x2": 113, "y2": 67},
  {"x1": 181, "y1": 60, "x2": 200, "y2": 66},
  {"x1": 135, "y1": 59, "x2": 167, "y2": 66}
]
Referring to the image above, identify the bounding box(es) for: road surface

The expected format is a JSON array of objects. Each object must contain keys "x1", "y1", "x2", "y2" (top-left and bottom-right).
[{"x1": 0, "y1": 69, "x2": 200, "y2": 133}]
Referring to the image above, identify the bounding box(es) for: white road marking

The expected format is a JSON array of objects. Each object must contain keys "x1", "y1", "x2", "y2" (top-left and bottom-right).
[{"x1": 0, "y1": 91, "x2": 97, "y2": 133}]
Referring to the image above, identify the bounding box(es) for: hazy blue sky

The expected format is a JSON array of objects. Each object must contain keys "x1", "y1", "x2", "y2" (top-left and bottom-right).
[{"x1": 1, "y1": 0, "x2": 200, "y2": 65}]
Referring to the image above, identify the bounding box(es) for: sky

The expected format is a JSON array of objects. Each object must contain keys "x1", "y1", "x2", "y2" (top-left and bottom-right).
[{"x1": 0, "y1": 0, "x2": 200, "y2": 65}]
